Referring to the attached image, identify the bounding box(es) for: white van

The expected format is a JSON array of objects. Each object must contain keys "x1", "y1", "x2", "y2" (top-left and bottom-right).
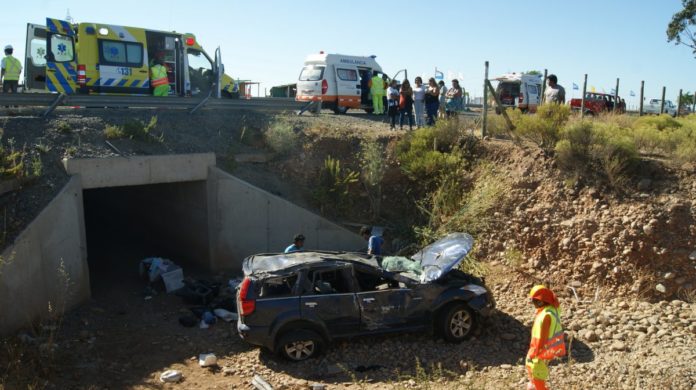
[
  {"x1": 493, "y1": 73, "x2": 542, "y2": 113},
  {"x1": 296, "y1": 52, "x2": 387, "y2": 114}
]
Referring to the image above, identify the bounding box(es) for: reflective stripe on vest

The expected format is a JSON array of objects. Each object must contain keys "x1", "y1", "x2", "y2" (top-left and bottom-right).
[
  {"x1": 3, "y1": 56, "x2": 21, "y2": 81},
  {"x1": 150, "y1": 65, "x2": 168, "y2": 87},
  {"x1": 529, "y1": 306, "x2": 566, "y2": 360}
]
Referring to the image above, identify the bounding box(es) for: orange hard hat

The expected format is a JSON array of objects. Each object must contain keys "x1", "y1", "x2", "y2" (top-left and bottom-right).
[{"x1": 529, "y1": 285, "x2": 560, "y2": 308}]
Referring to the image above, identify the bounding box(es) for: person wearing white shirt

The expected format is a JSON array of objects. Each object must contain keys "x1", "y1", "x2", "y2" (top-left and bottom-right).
[{"x1": 412, "y1": 77, "x2": 426, "y2": 128}]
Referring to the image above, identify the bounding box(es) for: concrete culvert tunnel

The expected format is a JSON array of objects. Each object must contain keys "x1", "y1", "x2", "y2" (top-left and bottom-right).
[{"x1": 83, "y1": 181, "x2": 210, "y2": 297}]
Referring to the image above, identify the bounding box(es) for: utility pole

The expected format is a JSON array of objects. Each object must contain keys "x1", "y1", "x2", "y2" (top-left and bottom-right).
[
  {"x1": 614, "y1": 78, "x2": 620, "y2": 113},
  {"x1": 660, "y1": 86, "x2": 666, "y2": 114}
]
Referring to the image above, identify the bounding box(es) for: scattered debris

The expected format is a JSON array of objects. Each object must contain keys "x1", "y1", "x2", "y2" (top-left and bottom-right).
[
  {"x1": 251, "y1": 374, "x2": 274, "y2": 390},
  {"x1": 159, "y1": 370, "x2": 183, "y2": 383},
  {"x1": 198, "y1": 353, "x2": 217, "y2": 367}
]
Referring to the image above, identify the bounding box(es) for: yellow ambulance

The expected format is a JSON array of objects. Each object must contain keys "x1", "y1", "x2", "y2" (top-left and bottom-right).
[{"x1": 24, "y1": 17, "x2": 239, "y2": 97}]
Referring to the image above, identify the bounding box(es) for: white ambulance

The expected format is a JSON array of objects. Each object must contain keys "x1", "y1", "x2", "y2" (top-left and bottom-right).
[
  {"x1": 493, "y1": 72, "x2": 542, "y2": 113},
  {"x1": 296, "y1": 52, "x2": 387, "y2": 114}
]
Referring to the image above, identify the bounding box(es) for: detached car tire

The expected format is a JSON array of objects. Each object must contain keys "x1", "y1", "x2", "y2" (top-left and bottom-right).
[
  {"x1": 441, "y1": 304, "x2": 476, "y2": 342},
  {"x1": 277, "y1": 330, "x2": 323, "y2": 361}
]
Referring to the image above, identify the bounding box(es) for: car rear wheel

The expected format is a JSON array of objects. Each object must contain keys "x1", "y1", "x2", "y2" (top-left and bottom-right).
[
  {"x1": 277, "y1": 330, "x2": 323, "y2": 361},
  {"x1": 334, "y1": 105, "x2": 349, "y2": 114},
  {"x1": 441, "y1": 304, "x2": 476, "y2": 342}
]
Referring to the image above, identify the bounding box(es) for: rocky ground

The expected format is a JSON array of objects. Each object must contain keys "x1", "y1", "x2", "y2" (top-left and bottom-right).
[{"x1": 1, "y1": 107, "x2": 695, "y2": 388}]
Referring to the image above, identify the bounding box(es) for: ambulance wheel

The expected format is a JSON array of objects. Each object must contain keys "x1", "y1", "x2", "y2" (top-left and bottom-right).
[{"x1": 334, "y1": 106, "x2": 349, "y2": 114}]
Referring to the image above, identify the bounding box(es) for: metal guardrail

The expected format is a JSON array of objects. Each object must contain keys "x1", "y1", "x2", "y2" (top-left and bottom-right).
[{"x1": 0, "y1": 93, "x2": 303, "y2": 117}]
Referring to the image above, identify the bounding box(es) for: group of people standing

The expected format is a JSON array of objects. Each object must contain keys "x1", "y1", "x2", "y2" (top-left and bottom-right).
[{"x1": 379, "y1": 74, "x2": 464, "y2": 131}]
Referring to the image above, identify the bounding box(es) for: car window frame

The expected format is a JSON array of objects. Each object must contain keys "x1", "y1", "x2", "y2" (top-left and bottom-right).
[{"x1": 98, "y1": 39, "x2": 144, "y2": 68}]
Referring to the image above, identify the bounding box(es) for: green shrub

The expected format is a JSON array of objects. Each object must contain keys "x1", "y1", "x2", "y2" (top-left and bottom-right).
[
  {"x1": 313, "y1": 156, "x2": 359, "y2": 216},
  {"x1": 123, "y1": 116, "x2": 160, "y2": 141},
  {"x1": 633, "y1": 115, "x2": 682, "y2": 131},
  {"x1": 422, "y1": 163, "x2": 510, "y2": 237},
  {"x1": 359, "y1": 140, "x2": 386, "y2": 219},
  {"x1": 513, "y1": 104, "x2": 571, "y2": 151},
  {"x1": 396, "y1": 120, "x2": 464, "y2": 182},
  {"x1": 54, "y1": 120, "x2": 72, "y2": 134},
  {"x1": 555, "y1": 121, "x2": 594, "y2": 171},
  {"x1": 264, "y1": 118, "x2": 300, "y2": 156},
  {"x1": 590, "y1": 126, "x2": 639, "y2": 190},
  {"x1": 103, "y1": 124, "x2": 125, "y2": 139}
]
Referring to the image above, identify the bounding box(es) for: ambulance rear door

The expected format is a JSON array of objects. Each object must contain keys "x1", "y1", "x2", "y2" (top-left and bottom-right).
[
  {"x1": 24, "y1": 23, "x2": 47, "y2": 92},
  {"x1": 334, "y1": 65, "x2": 360, "y2": 109},
  {"x1": 45, "y1": 18, "x2": 77, "y2": 94}
]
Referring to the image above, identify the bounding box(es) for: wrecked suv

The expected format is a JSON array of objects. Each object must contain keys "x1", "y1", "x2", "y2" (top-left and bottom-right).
[{"x1": 236, "y1": 233, "x2": 495, "y2": 361}]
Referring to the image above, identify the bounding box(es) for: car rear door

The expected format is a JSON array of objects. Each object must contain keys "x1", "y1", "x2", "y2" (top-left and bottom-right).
[
  {"x1": 45, "y1": 17, "x2": 77, "y2": 94},
  {"x1": 296, "y1": 64, "x2": 325, "y2": 100},
  {"x1": 24, "y1": 23, "x2": 47, "y2": 91},
  {"x1": 300, "y1": 266, "x2": 360, "y2": 336}
]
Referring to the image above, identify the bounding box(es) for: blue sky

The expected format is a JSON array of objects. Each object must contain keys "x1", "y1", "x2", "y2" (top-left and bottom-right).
[{"x1": 2, "y1": 0, "x2": 693, "y2": 106}]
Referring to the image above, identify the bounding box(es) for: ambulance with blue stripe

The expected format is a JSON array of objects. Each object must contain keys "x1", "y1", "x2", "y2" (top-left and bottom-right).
[{"x1": 24, "y1": 17, "x2": 240, "y2": 98}]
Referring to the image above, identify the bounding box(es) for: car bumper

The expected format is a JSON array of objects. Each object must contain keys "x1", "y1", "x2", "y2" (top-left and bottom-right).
[{"x1": 237, "y1": 319, "x2": 273, "y2": 350}]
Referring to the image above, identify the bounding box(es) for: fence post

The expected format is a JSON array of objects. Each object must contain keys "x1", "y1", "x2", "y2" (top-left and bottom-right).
[
  {"x1": 482, "y1": 61, "x2": 489, "y2": 138},
  {"x1": 639, "y1": 81, "x2": 645, "y2": 116},
  {"x1": 677, "y1": 89, "x2": 683, "y2": 117},
  {"x1": 542, "y1": 69, "x2": 548, "y2": 103},
  {"x1": 660, "y1": 86, "x2": 666, "y2": 114},
  {"x1": 614, "y1": 78, "x2": 620, "y2": 113},
  {"x1": 581, "y1": 74, "x2": 587, "y2": 118}
]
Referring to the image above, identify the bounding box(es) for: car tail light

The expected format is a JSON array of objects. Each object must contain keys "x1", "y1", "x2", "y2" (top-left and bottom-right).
[
  {"x1": 238, "y1": 278, "x2": 255, "y2": 316},
  {"x1": 77, "y1": 64, "x2": 86, "y2": 86},
  {"x1": 519, "y1": 92, "x2": 524, "y2": 103},
  {"x1": 321, "y1": 79, "x2": 328, "y2": 95}
]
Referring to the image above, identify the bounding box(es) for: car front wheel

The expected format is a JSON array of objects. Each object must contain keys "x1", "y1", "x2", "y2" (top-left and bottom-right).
[
  {"x1": 277, "y1": 330, "x2": 323, "y2": 361},
  {"x1": 441, "y1": 304, "x2": 476, "y2": 342}
]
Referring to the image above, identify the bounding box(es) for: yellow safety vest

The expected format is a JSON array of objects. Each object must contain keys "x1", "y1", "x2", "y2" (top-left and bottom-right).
[
  {"x1": 150, "y1": 64, "x2": 169, "y2": 87},
  {"x1": 529, "y1": 306, "x2": 566, "y2": 360},
  {"x1": 3, "y1": 55, "x2": 21, "y2": 81},
  {"x1": 370, "y1": 75, "x2": 384, "y2": 95}
]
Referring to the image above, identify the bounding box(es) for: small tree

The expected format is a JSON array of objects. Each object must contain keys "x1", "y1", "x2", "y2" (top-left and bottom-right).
[{"x1": 667, "y1": 0, "x2": 696, "y2": 55}]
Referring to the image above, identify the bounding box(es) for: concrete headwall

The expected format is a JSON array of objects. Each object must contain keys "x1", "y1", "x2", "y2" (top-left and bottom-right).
[
  {"x1": 208, "y1": 167, "x2": 365, "y2": 271},
  {"x1": 0, "y1": 176, "x2": 89, "y2": 336}
]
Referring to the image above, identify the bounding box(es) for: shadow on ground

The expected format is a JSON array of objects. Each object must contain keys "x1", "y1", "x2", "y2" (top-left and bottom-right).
[{"x1": 258, "y1": 309, "x2": 594, "y2": 384}]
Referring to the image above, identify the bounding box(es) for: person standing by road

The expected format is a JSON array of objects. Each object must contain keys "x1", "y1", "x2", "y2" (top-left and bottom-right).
[
  {"x1": 398, "y1": 79, "x2": 414, "y2": 130},
  {"x1": 438, "y1": 80, "x2": 448, "y2": 119},
  {"x1": 387, "y1": 79, "x2": 400, "y2": 130},
  {"x1": 1, "y1": 45, "x2": 22, "y2": 93},
  {"x1": 425, "y1": 77, "x2": 440, "y2": 126},
  {"x1": 369, "y1": 71, "x2": 385, "y2": 115},
  {"x1": 360, "y1": 226, "x2": 383, "y2": 255},
  {"x1": 544, "y1": 74, "x2": 565, "y2": 104},
  {"x1": 445, "y1": 79, "x2": 463, "y2": 117},
  {"x1": 284, "y1": 234, "x2": 306, "y2": 253},
  {"x1": 413, "y1": 77, "x2": 426, "y2": 128},
  {"x1": 526, "y1": 285, "x2": 566, "y2": 390}
]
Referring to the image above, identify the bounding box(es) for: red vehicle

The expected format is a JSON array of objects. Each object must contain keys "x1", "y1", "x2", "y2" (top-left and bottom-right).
[{"x1": 570, "y1": 92, "x2": 625, "y2": 115}]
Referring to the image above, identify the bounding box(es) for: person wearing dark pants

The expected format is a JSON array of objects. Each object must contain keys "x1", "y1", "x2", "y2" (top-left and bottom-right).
[{"x1": 386, "y1": 79, "x2": 400, "y2": 129}]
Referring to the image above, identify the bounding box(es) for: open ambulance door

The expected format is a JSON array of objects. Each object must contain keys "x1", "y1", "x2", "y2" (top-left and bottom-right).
[
  {"x1": 24, "y1": 23, "x2": 47, "y2": 92},
  {"x1": 214, "y1": 47, "x2": 222, "y2": 98},
  {"x1": 45, "y1": 18, "x2": 77, "y2": 94}
]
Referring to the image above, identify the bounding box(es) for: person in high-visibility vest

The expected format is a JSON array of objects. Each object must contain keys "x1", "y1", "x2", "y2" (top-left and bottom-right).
[
  {"x1": 150, "y1": 57, "x2": 170, "y2": 97},
  {"x1": 526, "y1": 285, "x2": 566, "y2": 390},
  {"x1": 1, "y1": 45, "x2": 22, "y2": 93},
  {"x1": 368, "y1": 71, "x2": 385, "y2": 115}
]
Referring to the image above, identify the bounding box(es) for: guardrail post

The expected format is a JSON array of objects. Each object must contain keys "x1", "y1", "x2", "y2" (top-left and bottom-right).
[
  {"x1": 677, "y1": 89, "x2": 683, "y2": 117},
  {"x1": 660, "y1": 86, "x2": 666, "y2": 114},
  {"x1": 581, "y1": 74, "x2": 587, "y2": 119},
  {"x1": 482, "y1": 61, "x2": 489, "y2": 138},
  {"x1": 42, "y1": 94, "x2": 65, "y2": 118},
  {"x1": 614, "y1": 78, "x2": 620, "y2": 113},
  {"x1": 639, "y1": 81, "x2": 644, "y2": 116}
]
